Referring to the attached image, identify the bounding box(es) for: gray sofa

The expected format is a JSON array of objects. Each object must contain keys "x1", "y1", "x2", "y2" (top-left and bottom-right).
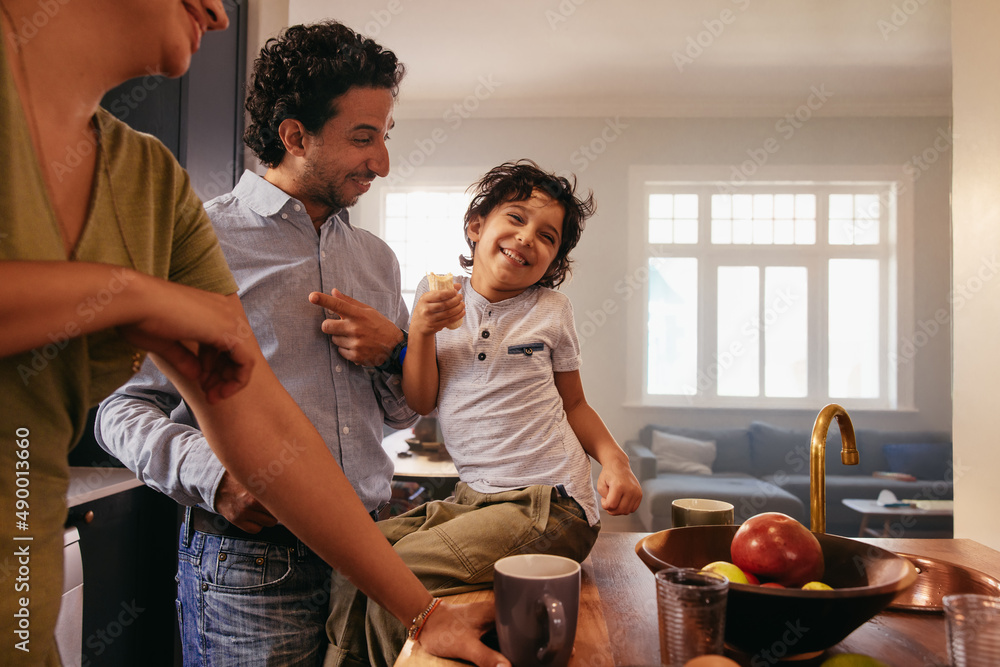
[{"x1": 626, "y1": 421, "x2": 953, "y2": 536}]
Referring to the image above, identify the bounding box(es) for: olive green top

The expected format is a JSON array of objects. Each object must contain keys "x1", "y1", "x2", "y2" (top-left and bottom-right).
[{"x1": 0, "y1": 32, "x2": 237, "y2": 664}]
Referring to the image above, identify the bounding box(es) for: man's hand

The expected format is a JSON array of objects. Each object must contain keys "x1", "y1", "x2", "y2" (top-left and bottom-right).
[
  {"x1": 308, "y1": 289, "x2": 403, "y2": 366},
  {"x1": 212, "y1": 471, "x2": 278, "y2": 533}
]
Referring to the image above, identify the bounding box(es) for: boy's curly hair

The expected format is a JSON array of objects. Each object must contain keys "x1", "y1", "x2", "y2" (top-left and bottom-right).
[
  {"x1": 243, "y1": 21, "x2": 405, "y2": 167},
  {"x1": 460, "y1": 160, "x2": 595, "y2": 289}
]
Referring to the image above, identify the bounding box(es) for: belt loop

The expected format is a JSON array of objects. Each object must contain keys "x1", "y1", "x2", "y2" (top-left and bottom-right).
[
  {"x1": 182, "y1": 506, "x2": 194, "y2": 547},
  {"x1": 555, "y1": 483, "x2": 569, "y2": 499}
]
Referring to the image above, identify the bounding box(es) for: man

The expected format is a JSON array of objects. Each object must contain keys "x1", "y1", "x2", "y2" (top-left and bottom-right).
[{"x1": 96, "y1": 21, "x2": 415, "y2": 666}]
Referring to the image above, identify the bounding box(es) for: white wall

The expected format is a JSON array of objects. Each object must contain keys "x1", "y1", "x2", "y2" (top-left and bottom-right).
[{"x1": 951, "y1": 1, "x2": 1000, "y2": 551}]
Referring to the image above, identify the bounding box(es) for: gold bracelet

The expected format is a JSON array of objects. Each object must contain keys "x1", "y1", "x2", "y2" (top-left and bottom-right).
[{"x1": 407, "y1": 597, "x2": 441, "y2": 641}]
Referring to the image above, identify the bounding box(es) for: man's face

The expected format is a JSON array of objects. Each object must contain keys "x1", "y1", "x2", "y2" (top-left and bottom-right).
[{"x1": 298, "y1": 86, "x2": 395, "y2": 212}]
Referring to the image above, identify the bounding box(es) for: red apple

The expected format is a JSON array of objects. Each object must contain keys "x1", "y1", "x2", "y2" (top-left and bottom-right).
[
  {"x1": 730, "y1": 512, "x2": 825, "y2": 587},
  {"x1": 760, "y1": 582, "x2": 786, "y2": 588}
]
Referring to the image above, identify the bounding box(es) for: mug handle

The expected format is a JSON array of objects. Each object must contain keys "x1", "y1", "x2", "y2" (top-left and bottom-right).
[{"x1": 536, "y1": 593, "x2": 567, "y2": 663}]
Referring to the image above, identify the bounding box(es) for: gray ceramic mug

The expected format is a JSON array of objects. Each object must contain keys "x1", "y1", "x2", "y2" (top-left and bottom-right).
[
  {"x1": 494, "y1": 554, "x2": 581, "y2": 667},
  {"x1": 671, "y1": 498, "x2": 735, "y2": 528}
]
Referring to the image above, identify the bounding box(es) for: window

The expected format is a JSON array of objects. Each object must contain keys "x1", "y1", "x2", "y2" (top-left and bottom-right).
[
  {"x1": 381, "y1": 188, "x2": 472, "y2": 310},
  {"x1": 627, "y1": 166, "x2": 914, "y2": 410}
]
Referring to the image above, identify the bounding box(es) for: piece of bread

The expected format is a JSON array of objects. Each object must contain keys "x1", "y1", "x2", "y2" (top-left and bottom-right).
[{"x1": 426, "y1": 272, "x2": 463, "y2": 329}]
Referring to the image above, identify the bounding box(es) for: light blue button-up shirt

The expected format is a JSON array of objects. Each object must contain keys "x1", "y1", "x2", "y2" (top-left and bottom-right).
[{"x1": 96, "y1": 171, "x2": 416, "y2": 512}]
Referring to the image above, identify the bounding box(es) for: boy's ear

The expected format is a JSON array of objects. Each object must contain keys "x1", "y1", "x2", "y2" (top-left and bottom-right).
[{"x1": 467, "y1": 216, "x2": 484, "y2": 243}]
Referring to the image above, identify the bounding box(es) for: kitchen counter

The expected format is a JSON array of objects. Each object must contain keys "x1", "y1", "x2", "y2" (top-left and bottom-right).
[
  {"x1": 397, "y1": 533, "x2": 1000, "y2": 666},
  {"x1": 67, "y1": 466, "x2": 142, "y2": 507}
]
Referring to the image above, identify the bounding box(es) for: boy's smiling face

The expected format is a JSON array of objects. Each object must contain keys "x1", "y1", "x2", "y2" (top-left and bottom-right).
[{"x1": 467, "y1": 189, "x2": 565, "y2": 302}]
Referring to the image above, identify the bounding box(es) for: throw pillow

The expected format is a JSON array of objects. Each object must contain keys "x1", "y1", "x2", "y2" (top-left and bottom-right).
[
  {"x1": 883, "y1": 443, "x2": 952, "y2": 480},
  {"x1": 650, "y1": 430, "x2": 716, "y2": 475}
]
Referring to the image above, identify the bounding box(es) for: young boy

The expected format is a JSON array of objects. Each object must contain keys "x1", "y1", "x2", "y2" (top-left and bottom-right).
[
  {"x1": 325, "y1": 160, "x2": 641, "y2": 666},
  {"x1": 404, "y1": 159, "x2": 641, "y2": 529}
]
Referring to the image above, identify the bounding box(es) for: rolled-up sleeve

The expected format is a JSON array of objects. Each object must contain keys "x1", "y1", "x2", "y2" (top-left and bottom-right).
[{"x1": 95, "y1": 358, "x2": 226, "y2": 510}]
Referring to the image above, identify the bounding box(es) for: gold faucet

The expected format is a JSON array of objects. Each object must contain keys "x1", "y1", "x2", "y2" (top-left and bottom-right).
[{"x1": 809, "y1": 404, "x2": 860, "y2": 533}]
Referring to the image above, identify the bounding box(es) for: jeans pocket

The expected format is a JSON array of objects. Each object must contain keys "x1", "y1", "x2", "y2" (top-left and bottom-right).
[{"x1": 207, "y1": 539, "x2": 295, "y2": 591}]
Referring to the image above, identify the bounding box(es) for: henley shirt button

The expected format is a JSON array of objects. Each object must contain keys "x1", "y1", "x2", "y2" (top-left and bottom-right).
[
  {"x1": 481, "y1": 330, "x2": 490, "y2": 339},
  {"x1": 342, "y1": 426, "x2": 350, "y2": 435},
  {"x1": 281, "y1": 213, "x2": 289, "y2": 220},
  {"x1": 335, "y1": 365, "x2": 342, "y2": 373},
  {"x1": 293, "y1": 204, "x2": 302, "y2": 212},
  {"x1": 478, "y1": 352, "x2": 486, "y2": 361}
]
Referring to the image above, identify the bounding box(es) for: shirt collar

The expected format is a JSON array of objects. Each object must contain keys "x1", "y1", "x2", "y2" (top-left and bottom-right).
[{"x1": 232, "y1": 170, "x2": 352, "y2": 229}]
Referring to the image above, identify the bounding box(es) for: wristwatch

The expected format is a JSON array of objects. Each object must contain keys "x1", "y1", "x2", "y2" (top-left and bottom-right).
[{"x1": 375, "y1": 329, "x2": 408, "y2": 375}]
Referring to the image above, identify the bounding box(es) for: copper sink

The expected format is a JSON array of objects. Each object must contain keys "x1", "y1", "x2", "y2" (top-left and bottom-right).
[{"x1": 889, "y1": 553, "x2": 1000, "y2": 612}]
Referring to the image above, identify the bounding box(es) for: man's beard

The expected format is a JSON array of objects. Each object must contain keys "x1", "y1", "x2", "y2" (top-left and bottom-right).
[{"x1": 301, "y1": 163, "x2": 375, "y2": 212}]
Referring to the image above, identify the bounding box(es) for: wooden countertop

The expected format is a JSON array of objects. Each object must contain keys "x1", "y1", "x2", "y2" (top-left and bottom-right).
[{"x1": 397, "y1": 532, "x2": 1000, "y2": 666}]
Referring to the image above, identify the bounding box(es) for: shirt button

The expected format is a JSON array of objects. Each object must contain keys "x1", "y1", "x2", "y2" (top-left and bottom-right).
[
  {"x1": 481, "y1": 330, "x2": 490, "y2": 339},
  {"x1": 293, "y1": 204, "x2": 302, "y2": 212},
  {"x1": 335, "y1": 365, "x2": 342, "y2": 373},
  {"x1": 342, "y1": 426, "x2": 350, "y2": 435},
  {"x1": 281, "y1": 213, "x2": 289, "y2": 220},
  {"x1": 478, "y1": 352, "x2": 486, "y2": 361},
  {"x1": 321, "y1": 251, "x2": 326, "y2": 259}
]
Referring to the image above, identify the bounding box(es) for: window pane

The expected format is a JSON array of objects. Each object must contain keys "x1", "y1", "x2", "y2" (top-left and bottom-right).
[
  {"x1": 649, "y1": 219, "x2": 673, "y2": 244},
  {"x1": 385, "y1": 192, "x2": 407, "y2": 218},
  {"x1": 829, "y1": 218, "x2": 853, "y2": 245},
  {"x1": 733, "y1": 218, "x2": 753, "y2": 244},
  {"x1": 649, "y1": 194, "x2": 673, "y2": 218},
  {"x1": 829, "y1": 259, "x2": 880, "y2": 398},
  {"x1": 717, "y1": 267, "x2": 759, "y2": 396},
  {"x1": 674, "y1": 219, "x2": 698, "y2": 244},
  {"x1": 774, "y1": 194, "x2": 795, "y2": 219},
  {"x1": 675, "y1": 194, "x2": 699, "y2": 218},
  {"x1": 796, "y1": 219, "x2": 816, "y2": 245},
  {"x1": 796, "y1": 194, "x2": 816, "y2": 219},
  {"x1": 753, "y1": 218, "x2": 774, "y2": 244},
  {"x1": 712, "y1": 194, "x2": 732, "y2": 219},
  {"x1": 648, "y1": 258, "x2": 698, "y2": 395},
  {"x1": 774, "y1": 219, "x2": 795, "y2": 244},
  {"x1": 733, "y1": 194, "x2": 753, "y2": 219},
  {"x1": 711, "y1": 218, "x2": 732, "y2": 244},
  {"x1": 854, "y1": 194, "x2": 880, "y2": 245},
  {"x1": 764, "y1": 267, "x2": 808, "y2": 397}
]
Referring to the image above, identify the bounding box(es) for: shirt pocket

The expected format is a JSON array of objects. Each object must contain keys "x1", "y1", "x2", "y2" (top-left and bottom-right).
[
  {"x1": 350, "y1": 289, "x2": 399, "y2": 322},
  {"x1": 506, "y1": 341, "x2": 545, "y2": 357}
]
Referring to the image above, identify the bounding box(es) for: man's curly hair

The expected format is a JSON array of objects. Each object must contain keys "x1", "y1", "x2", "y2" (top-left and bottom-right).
[
  {"x1": 244, "y1": 21, "x2": 405, "y2": 167},
  {"x1": 460, "y1": 160, "x2": 596, "y2": 289}
]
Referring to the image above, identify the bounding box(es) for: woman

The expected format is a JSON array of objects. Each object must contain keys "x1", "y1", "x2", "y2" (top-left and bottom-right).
[{"x1": 0, "y1": 2, "x2": 506, "y2": 665}]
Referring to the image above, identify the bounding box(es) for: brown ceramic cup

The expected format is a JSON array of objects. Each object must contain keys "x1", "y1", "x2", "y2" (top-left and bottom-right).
[
  {"x1": 494, "y1": 554, "x2": 580, "y2": 667},
  {"x1": 671, "y1": 498, "x2": 735, "y2": 528}
]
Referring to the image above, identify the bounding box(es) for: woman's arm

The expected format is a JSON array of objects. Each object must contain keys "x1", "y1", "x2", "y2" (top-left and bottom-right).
[
  {"x1": 555, "y1": 369, "x2": 642, "y2": 516},
  {"x1": 0, "y1": 261, "x2": 254, "y2": 401},
  {"x1": 401, "y1": 284, "x2": 464, "y2": 415},
  {"x1": 152, "y1": 301, "x2": 505, "y2": 666}
]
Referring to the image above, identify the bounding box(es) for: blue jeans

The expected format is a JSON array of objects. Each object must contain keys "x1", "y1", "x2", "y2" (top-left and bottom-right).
[{"x1": 176, "y1": 514, "x2": 332, "y2": 666}]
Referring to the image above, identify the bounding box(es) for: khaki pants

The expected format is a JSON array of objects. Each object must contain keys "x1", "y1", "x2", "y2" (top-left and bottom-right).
[{"x1": 323, "y1": 483, "x2": 600, "y2": 667}]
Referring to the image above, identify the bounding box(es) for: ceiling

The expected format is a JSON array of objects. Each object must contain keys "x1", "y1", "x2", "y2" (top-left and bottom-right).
[{"x1": 289, "y1": 0, "x2": 952, "y2": 119}]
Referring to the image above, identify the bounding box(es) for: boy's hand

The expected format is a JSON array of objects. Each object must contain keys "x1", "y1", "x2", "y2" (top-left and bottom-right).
[
  {"x1": 596, "y1": 459, "x2": 643, "y2": 515},
  {"x1": 410, "y1": 284, "x2": 464, "y2": 337}
]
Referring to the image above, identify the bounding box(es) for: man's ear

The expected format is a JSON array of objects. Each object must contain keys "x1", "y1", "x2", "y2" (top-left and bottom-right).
[
  {"x1": 277, "y1": 119, "x2": 308, "y2": 158},
  {"x1": 467, "y1": 216, "x2": 484, "y2": 243}
]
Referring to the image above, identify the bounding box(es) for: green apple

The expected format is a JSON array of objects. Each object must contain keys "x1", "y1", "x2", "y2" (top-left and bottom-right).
[{"x1": 701, "y1": 560, "x2": 752, "y2": 585}]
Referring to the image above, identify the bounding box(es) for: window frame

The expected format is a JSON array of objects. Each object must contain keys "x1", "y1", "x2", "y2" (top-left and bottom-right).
[{"x1": 625, "y1": 165, "x2": 916, "y2": 411}]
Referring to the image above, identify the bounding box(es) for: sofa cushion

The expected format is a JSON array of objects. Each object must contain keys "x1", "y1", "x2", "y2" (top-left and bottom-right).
[
  {"x1": 883, "y1": 443, "x2": 952, "y2": 480},
  {"x1": 650, "y1": 431, "x2": 716, "y2": 475},
  {"x1": 639, "y1": 425, "x2": 752, "y2": 473}
]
